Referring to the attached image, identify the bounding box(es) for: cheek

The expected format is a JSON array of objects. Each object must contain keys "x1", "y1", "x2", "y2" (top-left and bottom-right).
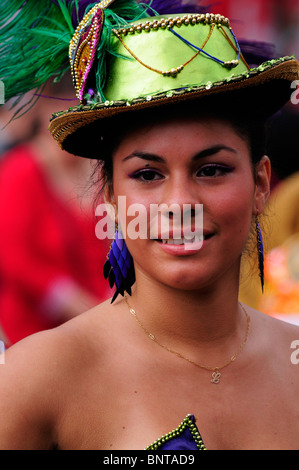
[
  {"x1": 216, "y1": 187, "x2": 254, "y2": 213},
  {"x1": 112, "y1": 174, "x2": 159, "y2": 229},
  {"x1": 113, "y1": 186, "x2": 153, "y2": 237},
  {"x1": 208, "y1": 181, "x2": 255, "y2": 242}
]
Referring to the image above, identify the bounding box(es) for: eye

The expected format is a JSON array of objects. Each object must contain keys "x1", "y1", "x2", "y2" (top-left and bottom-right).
[
  {"x1": 196, "y1": 164, "x2": 234, "y2": 178},
  {"x1": 129, "y1": 168, "x2": 164, "y2": 182}
]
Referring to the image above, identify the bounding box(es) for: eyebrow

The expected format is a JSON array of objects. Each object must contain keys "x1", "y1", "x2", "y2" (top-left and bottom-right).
[{"x1": 122, "y1": 145, "x2": 237, "y2": 163}]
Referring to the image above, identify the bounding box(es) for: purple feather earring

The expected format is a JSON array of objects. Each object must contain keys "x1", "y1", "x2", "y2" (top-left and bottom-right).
[
  {"x1": 256, "y1": 217, "x2": 264, "y2": 292},
  {"x1": 103, "y1": 225, "x2": 135, "y2": 303}
]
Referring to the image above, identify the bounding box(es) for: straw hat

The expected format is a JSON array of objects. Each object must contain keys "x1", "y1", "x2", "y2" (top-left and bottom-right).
[{"x1": 2, "y1": 0, "x2": 299, "y2": 158}]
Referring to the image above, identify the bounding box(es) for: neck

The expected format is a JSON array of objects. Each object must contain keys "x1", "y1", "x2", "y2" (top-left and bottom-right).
[{"x1": 126, "y1": 266, "x2": 245, "y2": 356}]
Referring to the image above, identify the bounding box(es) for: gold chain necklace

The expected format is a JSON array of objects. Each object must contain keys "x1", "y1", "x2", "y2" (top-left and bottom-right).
[{"x1": 124, "y1": 294, "x2": 251, "y2": 384}]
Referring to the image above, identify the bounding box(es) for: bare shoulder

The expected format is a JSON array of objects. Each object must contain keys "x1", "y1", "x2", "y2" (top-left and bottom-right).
[
  {"x1": 249, "y1": 306, "x2": 299, "y2": 338},
  {"x1": 247, "y1": 305, "x2": 299, "y2": 384},
  {"x1": 0, "y1": 298, "x2": 117, "y2": 449},
  {"x1": 1, "y1": 297, "x2": 118, "y2": 383}
]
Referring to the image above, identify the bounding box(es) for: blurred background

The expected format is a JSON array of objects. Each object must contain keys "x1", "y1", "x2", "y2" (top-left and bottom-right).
[
  {"x1": 0, "y1": 74, "x2": 112, "y2": 347},
  {"x1": 0, "y1": 0, "x2": 298, "y2": 347},
  {"x1": 209, "y1": 0, "x2": 299, "y2": 58}
]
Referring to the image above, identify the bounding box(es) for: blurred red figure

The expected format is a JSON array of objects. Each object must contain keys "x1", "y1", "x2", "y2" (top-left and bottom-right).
[{"x1": 0, "y1": 80, "x2": 111, "y2": 346}]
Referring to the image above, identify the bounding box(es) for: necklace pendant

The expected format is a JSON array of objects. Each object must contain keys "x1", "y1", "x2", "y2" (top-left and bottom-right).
[{"x1": 211, "y1": 370, "x2": 221, "y2": 384}]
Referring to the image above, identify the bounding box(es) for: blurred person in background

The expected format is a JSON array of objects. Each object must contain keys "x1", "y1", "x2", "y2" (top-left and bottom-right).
[
  {"x1": 0, "y1": 98, "x2": 40, "y2": 157},
  {"x1": 0, "y1": 75, "x2": 111, "y2": 347}
]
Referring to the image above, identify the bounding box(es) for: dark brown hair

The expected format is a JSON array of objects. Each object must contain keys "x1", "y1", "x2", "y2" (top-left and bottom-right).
[{"x1": 92, "y1": 98, "x2": 268, "y2": 200}]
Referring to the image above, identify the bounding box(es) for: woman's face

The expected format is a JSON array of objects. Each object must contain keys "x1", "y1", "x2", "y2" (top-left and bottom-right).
[{"x1": 109, "y1": 115, "x2": 270, "y2": 291}]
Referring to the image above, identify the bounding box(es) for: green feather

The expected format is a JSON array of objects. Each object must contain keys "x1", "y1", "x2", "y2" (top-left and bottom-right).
[
  {"x1": 0, "y1": 0, "x2": 74, "y2": 115},
  {"x1": 0, "y1": 0, "x2": 150, "y2": 113},
  {"x1": 94, "y1": 0, "x2": 150, "y2": 101}
]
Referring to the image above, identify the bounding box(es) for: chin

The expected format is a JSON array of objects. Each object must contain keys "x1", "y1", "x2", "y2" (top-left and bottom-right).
[
  {"x1": 156, "y1": 266, "x2": 218, "y2": 292},
  {"x1": 151, "y1": 253, "x2": 241, "y2": 291}
]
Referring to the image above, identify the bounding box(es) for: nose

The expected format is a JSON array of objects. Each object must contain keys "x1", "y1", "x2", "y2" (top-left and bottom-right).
[
  {"x1": 159, "y1": 174, "x2": 201, "y2": 227},
  {"x1": 163, "y1": 173, "x2": 200, "y2": 211}
]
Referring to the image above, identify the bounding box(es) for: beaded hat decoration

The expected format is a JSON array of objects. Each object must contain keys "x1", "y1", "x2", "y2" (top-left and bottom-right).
[
  {"x1": 69, "y1": 4, "x2": 105, "y2": 103},
  {"x1": 1, "y1": 0, "x2": 299, "y2": 159}
]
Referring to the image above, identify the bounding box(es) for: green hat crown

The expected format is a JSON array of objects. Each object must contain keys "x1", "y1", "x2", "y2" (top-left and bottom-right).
[
  {"x1": 105, "y1": 13, "x2": 248, "y2": 104},
  {"x1": 70, "y1": 7, "x2": 250, "y2": 107}
]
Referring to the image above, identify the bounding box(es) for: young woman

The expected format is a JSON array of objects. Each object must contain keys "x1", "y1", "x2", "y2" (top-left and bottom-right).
[{"x1": 0, "y1": 0, "x2": 298, "y2": 450}]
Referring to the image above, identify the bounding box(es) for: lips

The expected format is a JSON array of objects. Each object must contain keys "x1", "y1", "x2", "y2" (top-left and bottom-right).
[
  {"x1": 161, "y1": 237, "x2": 199, "y2": 245},
  {"x1": 155, "y1": 231, "x2": 213, "y2": 245},
  {"x1": 158, "y1": 237, "x2": 201, "y2": 245}
]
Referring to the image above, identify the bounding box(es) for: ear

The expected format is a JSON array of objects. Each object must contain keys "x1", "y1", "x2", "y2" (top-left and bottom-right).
[
  {"x1": 253, "y1": 155, "x2": 271, "y2": 215},
  {"x1": 104, "y1": 182, "x2": 118, "y2": 223}
]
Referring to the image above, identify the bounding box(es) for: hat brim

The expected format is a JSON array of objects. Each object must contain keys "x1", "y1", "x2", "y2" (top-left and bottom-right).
[{"x1": 49, "y1": 57, "x2": 299, "y2": 159}]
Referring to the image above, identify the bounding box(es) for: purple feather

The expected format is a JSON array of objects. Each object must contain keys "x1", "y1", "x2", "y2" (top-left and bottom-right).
[
  {"x1": 147, "y1": 0, "x2": 211, "y2": 15},
  {"x1": 114, "y1": 229, "x2": 124, "y2": 251},
  {"x1": 110, "y1": 231, "x2": 133, "y2": 287},
  {"x1": 109, "y1": 252, "x2": 122, "y2": 288},
  {"x1": 51, "y1": 0, "x2": 211, "y2": 26},
  {"x1": 239, "y1": 39, "x2": 277, "y2": 67},
  {"x1": 71, "y1": 0, "x2": 95, "y2": 27},
  {"x1": 256, "y1": 221, "x2": 264, "y2": 292},
  {"x1": 51, "y1": 0, "x2": 95, "y2": 28}
]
